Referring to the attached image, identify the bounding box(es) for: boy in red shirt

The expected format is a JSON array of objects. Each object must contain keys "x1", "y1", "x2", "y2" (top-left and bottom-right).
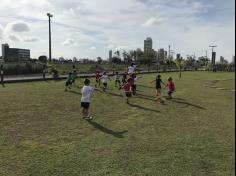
[
  {"x1": 166, "y1": 77, "x2": 175, "y2": 99},
  {"x1": 95, "y1": 71, "x2": 101, "y2": 87},
  {"x1": 122, "y1": 78, "x2": 132, "y2": 104}
]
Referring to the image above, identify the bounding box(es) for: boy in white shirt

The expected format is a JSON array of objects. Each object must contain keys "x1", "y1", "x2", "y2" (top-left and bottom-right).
[
  {"x1": 81, "y1": 78, "x2": 101, "y2": 120},
  {"x1": 127, "y1": 63, "x2": 136, "y2": 75},
  {"x1": 113, "y1": 72, "x2": 121, "y2": 88},
  {"x1": 99, "y1": 72, "x2": 111, "y2": 92}
]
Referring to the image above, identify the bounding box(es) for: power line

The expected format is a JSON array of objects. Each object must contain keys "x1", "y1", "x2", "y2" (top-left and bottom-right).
[{"x1": 0, "y1": 15, "x2": 81, "y2": 32}]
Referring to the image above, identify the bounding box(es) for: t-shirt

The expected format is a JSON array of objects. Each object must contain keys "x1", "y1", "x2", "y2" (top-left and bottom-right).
[
  {"x1": 0, "y1": 70, "x2": 3, "y2": 75},
  {"x1": 72, "y1": 72, "x2": 77, "y2": 80},
  {"x1": 113, "y1": 75, "x2": 120, "y2": 81},
  {"x1": 167, "y1": 81, "x2": 175, "y2": 91},
  {"x1": 156, "y1": 78, "x2": 162, "y2": 89},
  {"x1": 81, "y1": 86, "x2": 94, "y2": 102},
  {"x1": 128, "y1": 66, "x2": 135, "y2": 74},
  {"x1": 95, "y1": 73, "x2": 100, "y2": 80},
  {"x1": 67, "y1": 75, "x2": 72, "y2": 82},
  {"x1": 123, "y1": 83, "x2": 132, "y2": 92},
  {"x1": 100, "y1": 75, "x2": 109, "y2": 83}
]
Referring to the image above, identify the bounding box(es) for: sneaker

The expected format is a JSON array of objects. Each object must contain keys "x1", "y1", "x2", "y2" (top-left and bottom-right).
[{"x1": 84, "y1": 116, "x2": 93, "y2": 120}]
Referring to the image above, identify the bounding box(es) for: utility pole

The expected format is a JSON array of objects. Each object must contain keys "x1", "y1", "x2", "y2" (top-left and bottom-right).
[
  {"x1": 47, "y1": 13, "x2": 53, "y2": 62},
  {"x1": 209, "y1": 45, "x2": 217, "y2": 72},
  {"x1": 205, "y1": 50, "x2": 208, "y2": 69}
]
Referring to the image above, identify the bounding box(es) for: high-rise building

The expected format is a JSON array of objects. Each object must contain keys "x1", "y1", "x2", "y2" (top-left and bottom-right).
[
  {"x1": 144, "y1": 37, "x2": 153, "y2": 53},
  {"x1": 157, "y1": 49, "x2": 165, "y2": 63},
  {"x1": 1, "y1": 44, "x2": 30, "y2": 62},
  {"x1": 109, "y1": 50, "x2": 112, "y2": 60},
  {"x1": 220, "y1": 56, "x2": 228, "y2": 64}
]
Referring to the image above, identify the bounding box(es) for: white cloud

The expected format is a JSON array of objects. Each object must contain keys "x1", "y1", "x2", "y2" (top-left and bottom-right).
[
  {"x1": 8, "y1": 34, "x2": 21, "y2": 42},
  {"x1": 23, "y1": 37, "x2": 39, "y2": 42},
  {"x1": 143, "y1": 17, "x2": 163, "y2": 27},
  {"x1": 5, "y1": 21, "x2": 30, "y2": 33},
  {"x1": 107, "y1": 44, "x2": 115, "y2": 49},
  {"x1": 62, "y1": 38, "x2": 77, "y2": 46},
  {"x1": 89, "y1": 46, "x2": 96, "y2": 50}
]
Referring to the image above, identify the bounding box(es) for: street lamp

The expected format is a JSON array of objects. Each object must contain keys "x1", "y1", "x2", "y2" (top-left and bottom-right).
[{"x1": 47, "y1": 13, "x2": 53, "y2": 62}]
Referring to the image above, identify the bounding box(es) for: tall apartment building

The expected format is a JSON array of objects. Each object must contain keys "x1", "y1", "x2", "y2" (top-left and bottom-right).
[
  {"x1": 109, "y1": 50, "x2": 112, "y2": 60},
  {"x1": 144, "y1": 37, "x2": 153, "y2": 54},
  {"x1": 2, "y1": 44, "x2": 30, "y2": 62}
]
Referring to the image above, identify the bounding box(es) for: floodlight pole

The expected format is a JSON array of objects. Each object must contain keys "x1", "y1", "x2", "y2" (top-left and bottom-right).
[{"x1": 47, "y1": 13, "x2": 53, "y2": 62}]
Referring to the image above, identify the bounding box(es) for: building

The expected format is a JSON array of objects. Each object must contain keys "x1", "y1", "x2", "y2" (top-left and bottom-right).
[
  {"x1": 2, "y1": 44, "x2": 30, "y2": 62},
  {"x1": 144, "y1": 37, "x2": 153, "y2": 54},
  {"x1": 157, "y1": 49, "x2": 168, "y2": 63},
  {"x1": 109, "y1": 50, "x2": 112, "y2": 60},
  {"x1": 219, "y1": 56, "x2": 228, "y2": 64}
]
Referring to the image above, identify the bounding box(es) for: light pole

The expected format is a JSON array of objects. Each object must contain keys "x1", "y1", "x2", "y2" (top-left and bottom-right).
[{"x1": 47, "y1": 13, "x2": 53, "y2": 62}]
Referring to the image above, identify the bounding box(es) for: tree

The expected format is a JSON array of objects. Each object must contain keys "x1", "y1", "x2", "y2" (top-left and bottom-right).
[
  {"x1": 97, "y1": 57, "x2": 103, "y2": 64},
  {"x1": 73, "y1": 57, "x2": 78, "y2": 63},
  {"x1": 38, "y1": 55, "x2": 47, "y2": 63},
  {"x1": 175, "y1": 57, "x2": 186, "y2": 78}
]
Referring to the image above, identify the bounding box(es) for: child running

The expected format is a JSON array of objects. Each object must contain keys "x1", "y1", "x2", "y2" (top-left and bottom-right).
[
  {"x1": 95, "y1": 71, "x2": 101, "y2": 88},
  {"x1": 166, "y1": 77, "x2": 175, "y2": 99},
  {"x1": 122, "y1": 78, "x2": 133, "y2": 104},
  {"x1": 150, "y1": 74, "x2": 166, "y2": 103},
  {"x1": 100, "y1": 72, "x2": 110, "y2": 92},
  {"x1": 132, "y1": 74, "x2": 140, "y2": 95},
  {"x1": 65, "y1": 72, "x2": 73, "y2": 91},
  {"x1": 122, "y1": 72, "x2": 128, "y2": 86},
  {"x1": 71, "y1": 70, "x2": 77, "y2": 86},
  {"x1": 113, "y1": 72, "x2": 121, "y2": 88},
  {"x1": 81, "y1": 78, "x2": 101, "y2": 120}
]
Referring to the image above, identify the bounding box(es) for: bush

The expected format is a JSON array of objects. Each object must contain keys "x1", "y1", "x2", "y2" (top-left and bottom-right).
[{"x1": 3, "y1": 63, "x2": 43, "y2": 75}]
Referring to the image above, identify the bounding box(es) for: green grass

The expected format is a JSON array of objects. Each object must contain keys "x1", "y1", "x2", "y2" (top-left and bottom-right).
[{"x1": 0, "y1": 72, "x2": 235, "y2": 176}]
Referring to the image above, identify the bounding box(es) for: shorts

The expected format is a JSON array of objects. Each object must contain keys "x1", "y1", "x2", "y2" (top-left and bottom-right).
[
  {"x1": 156, "y1": 88, "x2": 161, "y2": 94},
  {"x1": 132, "y1": 84, "x2": 136, "y2": 90},
  {"x1": 81, "y1": 102, "x2": 90, "y2": 109},
  {"x1": 168, "y1": 90, "x2": 173, "y2": 95},
  {"x1": 72, "y1": 79, "x2": 75, "y2": 83},
  {"x1": 103, "y1": 83, "x2": 107, "y2": 87},
  {"x1": 125, "y1": 92, "x2": 132, "y2": 97},
  {"x1": 65, "y1": 81, "x2": 72, "y2": 86}
]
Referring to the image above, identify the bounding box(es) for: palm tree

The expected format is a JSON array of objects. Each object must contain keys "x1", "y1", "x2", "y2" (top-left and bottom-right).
[{"x1": 175, "y1": 57, "x2": 186, "y2": 78}]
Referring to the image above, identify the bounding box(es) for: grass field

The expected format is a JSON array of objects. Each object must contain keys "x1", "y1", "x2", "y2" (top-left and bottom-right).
[{"x1": 0, "y1": 72, "x2": 235, "y2": 176}]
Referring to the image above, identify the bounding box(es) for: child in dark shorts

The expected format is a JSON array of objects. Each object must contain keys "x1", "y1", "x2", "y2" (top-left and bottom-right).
[
  {"x1": 65, "y1": 72, "x2": 73, "y2": 91},
  {"x1": 150, "y1": 74, "x2": 166, "y2": 103},
  {"x1": 81, "y1": 78, "x2": 101, "y2": 120}
]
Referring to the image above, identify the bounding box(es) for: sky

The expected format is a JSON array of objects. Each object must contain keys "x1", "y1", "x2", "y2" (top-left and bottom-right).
[{"x1": 0, "y1": 0, "x2": 235, "y2": 61}]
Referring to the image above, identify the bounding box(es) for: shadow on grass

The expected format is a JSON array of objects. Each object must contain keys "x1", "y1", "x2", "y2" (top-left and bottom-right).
[
  {"x1": 106, "y1": 91, "x2": 123, "y2": 97},
  {"x1": 139, "y1": 84, "x2": 155, "y2": 89},
  {"x1": 128, "y1": 103, "x2": 160, "y2": 113},
  {"x1": 134, "y1": 95, "x2": 156, "y2": 102},
  {"x1": 171, "y1": 99, "x2": 206, "y2": 110},
  {"x1": 68, "y1": 90, "x2": 82, "y2": 95},
  {"x1": 87, "y1": 120, "x2": 128, "y2": 138}
]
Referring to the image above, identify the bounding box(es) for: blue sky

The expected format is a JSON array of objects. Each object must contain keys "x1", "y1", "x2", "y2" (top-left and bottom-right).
[{"x1": 0, "y1": 0, "x2": 235, "y2": 61}]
